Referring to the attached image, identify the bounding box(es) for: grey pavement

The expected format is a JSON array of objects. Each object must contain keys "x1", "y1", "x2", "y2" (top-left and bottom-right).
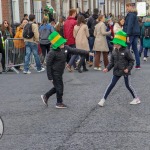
[{"x1": 0, "y1": 58, "x2": 150, "y2": 150}]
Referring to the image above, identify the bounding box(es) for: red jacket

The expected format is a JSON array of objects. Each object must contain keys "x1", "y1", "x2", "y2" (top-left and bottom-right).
[{"x1": 64, "y1": 17, "x2": 77, "y2": 45}]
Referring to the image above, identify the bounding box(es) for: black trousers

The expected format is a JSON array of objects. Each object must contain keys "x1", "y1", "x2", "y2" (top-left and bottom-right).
[
  {"x1": 45, "y1": 74, "x2": 64, "y2": 104},
  {"x1": 40, "y1": 44, "x2": 50, "y2": 58},
  {"x1": 0, "y1": 44, "x2": 5, "y2": 70}
]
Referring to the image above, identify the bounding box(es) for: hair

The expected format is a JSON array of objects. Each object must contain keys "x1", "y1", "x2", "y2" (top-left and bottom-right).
[
  {"x1": 126, "y1": 3, "x2": 132, "y2": 7},
  {"x1": 21, "y1": 19, "x2": 28, "y2": 24},
  {"x1": 77, "y1": 15, "x2": 86, "y2": 26},
  {"x1": 117, "y1": 17, "x2": 124, "y2": 26},
  {"x1": 24, "y1": 14, "x2": 28, "y2": 17},
  {"x1": 29, "y1": 14, "x2": 35, "y2": 21},
  {"x1": 1, "y1": 20, "x2": 12, "y2": 35},
  {"x1": 69, "y1": 9, "x2": 77, "y2": 16},
  {"x1": 93, "y1": 8, "x2": 99, "y2": 15},
  {"x1": 98, "y1": 15, "x2": 104, "y2": 22},
  {"x1": 42, "y1": 16, "x2": 49, "y2": 24}
]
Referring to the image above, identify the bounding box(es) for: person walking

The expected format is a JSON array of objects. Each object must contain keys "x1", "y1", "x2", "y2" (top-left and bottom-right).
[
  {"x1": 87, "y1": 8, "x2": 99, "y2": 67},
  {"x1": 73, "y1": 15, "x2": 89, "y2": 73},
  {"x1": 93, "y1": 15, "x2": 111, "y2": 71},
  {"x1": 98, "y1": 31, "x2": 141, "y2": 107},
  {"x1": 63, "y1": 9, "x2": 77, "y2": 71},
  {"x1": 39, "y1": 16, "x2": 54, "y2": 65},
  {"x1": 141, "y1": 17, "x2": 150, "y2": 61},
  {"x1": 123, "y1": 3, "x2": 141, "y2": 69},
  {"x1": 41, "y1": 31, "x2": 93, "y2": 108},
  {"x1": 23, "y1": 14, "x2": 45, "y2": 74}
]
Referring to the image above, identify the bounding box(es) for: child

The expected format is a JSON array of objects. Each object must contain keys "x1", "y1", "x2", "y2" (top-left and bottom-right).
[
  {"x1": 41, "y1": 31, "x2": 92, "y2": 108},
  {"x1": 98, "y1": 31, "x2": 141, "y2": 107}
]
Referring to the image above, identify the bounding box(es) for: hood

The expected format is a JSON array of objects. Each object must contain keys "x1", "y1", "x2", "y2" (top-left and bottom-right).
[
  {"x1": 144, "y1": 22, "x2": 150, "y2": 27},
  {"x1": 92, "y1": 14, "x2": 98, "y2": 20},
  {"x1": 67, "y1": 16, "x2": 76, "y2": 20}
]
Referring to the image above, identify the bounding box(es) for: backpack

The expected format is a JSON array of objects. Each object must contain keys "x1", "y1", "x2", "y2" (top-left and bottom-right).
[
  {"x1": 144, "y1": 26, "x2": 150, "y2": 38},
  {"x1": 89, "y1": 17, "x2": 97, "y2": 36},
  {"x1": 39, "y1": 24, "x2": 54, "y2": 44},
  {"x1": 23, "y1": 23, "x2": 34, "y2": 39}
]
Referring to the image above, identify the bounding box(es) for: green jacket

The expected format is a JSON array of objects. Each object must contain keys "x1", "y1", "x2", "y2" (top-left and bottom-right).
[{"x1": 141, "y1": 22, "x2": 150, "y2": 48}]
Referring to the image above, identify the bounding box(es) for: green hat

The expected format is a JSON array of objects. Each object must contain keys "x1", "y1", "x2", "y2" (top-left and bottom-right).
[
  {"x1": 111, "y1": 30, "x2": 127, "y2": 47},
  {"x1": 48, "y1": 31, "x2": 67, "y2": 49}
]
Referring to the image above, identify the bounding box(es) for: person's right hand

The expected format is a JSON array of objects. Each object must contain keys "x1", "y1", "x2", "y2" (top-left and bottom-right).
[{"x1": 103, "y1": 68, "x2": 108, "y2": 73}]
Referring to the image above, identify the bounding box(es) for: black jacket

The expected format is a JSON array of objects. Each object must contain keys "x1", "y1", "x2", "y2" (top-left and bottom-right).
[
  {"x1": 46, "y1": 45, "x2": 89, "y2": 80},
  {"x1": 107, "y1": 47, "x2": 134, "y2": 76},
  {"x1": 123, "y1": 12, "x2": 140, "y2": 36}
]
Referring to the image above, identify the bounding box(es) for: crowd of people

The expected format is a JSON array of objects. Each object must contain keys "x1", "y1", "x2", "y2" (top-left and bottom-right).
[{"x1": 0, "y1": 3, "x2": 149, "y2": 107}]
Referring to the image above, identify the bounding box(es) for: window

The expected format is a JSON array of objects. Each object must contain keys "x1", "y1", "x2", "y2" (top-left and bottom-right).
[
  {"x1": 12, "y1": 0, "x2": 20, "y2": 23},
  {"x1": 0, "y1": 0, "x2": 2, "y2": 24},
  {"x1": 24, "y1": 0, "x2": 31, "y2": 15}
]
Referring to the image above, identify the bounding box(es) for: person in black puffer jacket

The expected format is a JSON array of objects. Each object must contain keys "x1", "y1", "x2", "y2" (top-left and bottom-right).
[
  {"x1": 98, "y1": 31, "x2": 141, "y2": 107},
  {"x1": 41, "y1": 31, "x2": 93, "y2": 109}
]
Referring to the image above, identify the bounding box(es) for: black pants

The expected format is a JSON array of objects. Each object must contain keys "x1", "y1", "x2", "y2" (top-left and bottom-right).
[
  {"x1": 78, "y1": 56, "x2": 86, "y2": 69},
  {"x1": 103, "y1": 75, "x2": 137, "y2": 100},
  {"x1": 45, "y1": 74, "x2": 64, "y2": 104},
  {"x1": 0, "y1": 44, "x2": 5, "y2": 70},
  {"x1": 40, "y1": 44, "x2": 50, "y2": 59}
]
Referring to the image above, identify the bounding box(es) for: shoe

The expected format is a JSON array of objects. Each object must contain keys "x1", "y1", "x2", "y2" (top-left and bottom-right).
[
  {"x1": 41, "y1": 95, "x2": 48, "y2": 106},
  {"x1": 56, "y1": 103, "x2": 67, "y2": 109},
  {"x1": 130, "y1": 98, "x2": 141, "y2": 105},
  {"x1": 94, "y1": 67, "x2": 102, "y2": 71},
  {"x1": 23, "y1": 70, "x2": 31, "y2": 74},
  {"x1": 88, "y1": 62, "x2": 93, "y2": 67},
  {"x1": 143, "y1": 57, "x2": 147, "y2": 61},
  {"x1": 83, "y1": 68, "x2": 89, "y2": 72},
  {"x1": 37, "y1": 67, "x2": 45, "y2": 73},
  {"x1": 98, "y1": 98, "x2": 105, "y2": 107},
  {"x1": 78, "y1": 68, "x2": 82, "y2": 73},
  {"x1": 66, "y1": 65, "x2": 72, "y2": 72},
  {"x1": 135, "y1": 66, "x2": 141, "y2": 69}
]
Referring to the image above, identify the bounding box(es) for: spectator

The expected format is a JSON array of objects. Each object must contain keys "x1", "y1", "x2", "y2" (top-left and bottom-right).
[
  {"x1": 0, "y1": 31, "x2": 4, "y2": 73},
  {"x1": 87, "y1": 8, "x2": 99, "y2": 67},
  {"x1": 39, "y1": 16, "x2": 54, "y2": 65},
  {"x1": 93, "y1": 15, "x2": 111, "y2": 71},
  {"x1": 23, "y1": 14, "x2": 45, "y2": 74},
  {"x1": 123, "y1": 3, "x2": 141, "y2": 69},
  {"x1": 113, "y1": 18, "x2": 125, "y2": 34},
  {"x1": 22, "y1": 14, "x2": 29, "y2": 21},
  {"x1": 64, "y1": 8, "x2": 77, "y2": 71},
  {"x1": 73, "y1": 15, "x2": 89, "y2": 73},
  {"x1": 141, "y1": 17, "x2": 150, "y2": 61}
]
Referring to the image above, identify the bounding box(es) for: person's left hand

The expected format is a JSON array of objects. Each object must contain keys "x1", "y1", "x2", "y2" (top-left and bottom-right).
[{"x1": 124, "y1": 69, "x2": 129, "y2": 73}]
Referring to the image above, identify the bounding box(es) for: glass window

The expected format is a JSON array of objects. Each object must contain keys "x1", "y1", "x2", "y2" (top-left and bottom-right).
[{"x1": 12, "y1": 0, "x2": 20, "y2": 23}]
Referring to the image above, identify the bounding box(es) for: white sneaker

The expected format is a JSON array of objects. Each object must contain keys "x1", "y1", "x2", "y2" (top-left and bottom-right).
[
  {"x1": 98, "y1": 98, "x2": 105, "y2": 107},
  {"x1": 94, "y1": 67, "x2": 102, "y2": 71},
  {"x1": 143, "y1": 57, "x2": 147, "y2": 61},
  {"x1": 37, "y1": 68, "x2": 45, "y2": 73},
  {"x1": 23, "y1": 70, "x2": 31, "y2": 74},
  {"x1": 130, "y1": 98, "x2": 141, "y2": 105}
]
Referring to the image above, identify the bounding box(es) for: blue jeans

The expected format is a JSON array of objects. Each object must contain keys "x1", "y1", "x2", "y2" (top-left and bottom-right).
[
  {"x1": 144, "y1": 48, "x2": 148, "y2": 57},
  {"x1": 88, "y1": 37, "x2": 95, "y2": 62},
  {"x1": 128, "y1": 36, "x2": 140, "y2": 66},
  {"x1": 103, "y1": 75, "x2": 137, "y2": 100},
  {"x1": 24, "y1": 42, "x2": 42, "y2": 71}
]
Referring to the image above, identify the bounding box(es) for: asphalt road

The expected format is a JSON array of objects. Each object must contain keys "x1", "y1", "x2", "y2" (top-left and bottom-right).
[{"x1": 0, "y1": 58, "x2": 150, "y2": 150}]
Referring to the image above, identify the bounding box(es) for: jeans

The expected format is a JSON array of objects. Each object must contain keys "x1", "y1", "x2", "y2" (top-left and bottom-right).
[
  {"x1": 45, "y1": 74, "x2": 63, "y2": 104},
  {"x1": 66, "y1": 44, "x2": 75, "y2": 63},
  {"x1": 144, "y1": 48, "x2": 148, "y2": 57},
  {"x1": 128, "y1": 36, "x2": 140, "y2": 66},
  {"x1": 24, "y1": 42, "x2": 42, "y2": 71},
  {"x1": 88, "y1": 36, "x2": 95, "y2": 62},
  {"x1": 103, "y1": 75, "x2": 137, "y2": 100}
]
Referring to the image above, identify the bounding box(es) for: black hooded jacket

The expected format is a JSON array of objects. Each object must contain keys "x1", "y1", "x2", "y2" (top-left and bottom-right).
[
  {"x1": 46, "y1": 45, "x2": 89, "y2": 80},
  {"x1": 107, "y1": 47, "x2": 135, "y2": 76}
]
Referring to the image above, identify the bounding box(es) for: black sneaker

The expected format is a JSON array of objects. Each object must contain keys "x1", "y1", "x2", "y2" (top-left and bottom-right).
[
  {"x1": 41, "y1": 95, "x2": 48, "y2": 106},
  {"x1": 56, "y1": 103, "x2": 67, "y2": 109}
]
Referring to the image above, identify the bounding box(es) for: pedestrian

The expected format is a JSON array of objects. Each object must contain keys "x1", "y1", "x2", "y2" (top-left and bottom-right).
[
  {"x1": 98, "y1": 31, "x2": 141, "y2": 107},
  {"x1": 93, "y1": 15, "x2": 111, "y2": 71},
  {"x1": 123, "y1": 3, "x2": 141, "y2": 69},
  {"x1": 41, "y1": 31, "x2": 93, "y2": 108},
  {"x1": 73, "y1": 15, "x2": 89, "y2": 73},
  {"x1": 21, "y1": 14, "x2": 29, "y2": 22},
  {"x1": 87, "y1": 8, "x2": 99, "y2": 67},
  {"x1": 0, "y1": 32, "x2": 4, "y2": 73},
  {"x1": 141, "y1": 17, "x2": 150, "y2": 61},
  {"x1": 23, "y1": 14, "x2": 45, "y2": 74},
  {"x1": 39, "y1": 16, "x2": 54, "y2": 65},
  {"x1": 64, "y1": 8, "x2": 77, "y2": 71},
  {"x1": 113, "y1": 17, "x2": 125, "y2": 34}
]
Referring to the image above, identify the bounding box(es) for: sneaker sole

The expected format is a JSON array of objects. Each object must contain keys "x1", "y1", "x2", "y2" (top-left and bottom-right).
[
  {"x1": 55, "y1": 106, "x2": 67, "y2": 109},
  {"x1": 98, "y1": 103, "x2": 104, "y2": 107},
  {"x1": 41, "y1": 95, "x2": 48, "y2": 106},
  {"x1": 130, "y1": 101, "x2": 141, "y2": 105}
]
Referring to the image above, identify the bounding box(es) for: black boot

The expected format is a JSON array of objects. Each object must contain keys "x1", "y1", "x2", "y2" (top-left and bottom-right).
[
  {"x1": 78, "y1": 64, "x2": 82, "y2": 73},
  {"x1": 83, "y1": 63, "x2": 88, "y2": 72}
]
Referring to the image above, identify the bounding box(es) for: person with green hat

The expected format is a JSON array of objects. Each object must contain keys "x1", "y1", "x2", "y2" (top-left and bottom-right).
[
  {"x1": 41, "y1": 31, "x2": 93, "y2": 108},
  {"x1": 98, "y1": 30, "x2": 141, "y2": 107}
]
